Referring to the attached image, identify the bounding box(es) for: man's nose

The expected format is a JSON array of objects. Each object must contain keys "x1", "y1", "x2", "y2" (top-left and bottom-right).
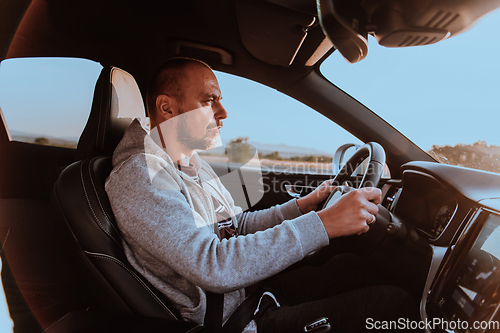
[{"x1": 214, "y1": 101, "x2": 228, "y2": 120}]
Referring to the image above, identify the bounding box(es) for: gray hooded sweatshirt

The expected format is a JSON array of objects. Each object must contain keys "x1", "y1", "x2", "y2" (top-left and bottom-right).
[{"x1": 105, "y1": 119, "x2": 329, "y2": 328}]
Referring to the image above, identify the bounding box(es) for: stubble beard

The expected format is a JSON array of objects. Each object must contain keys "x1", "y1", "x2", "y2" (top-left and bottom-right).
[{"x1": 176, "y1": 114, "x2": 220, "y2": 151}]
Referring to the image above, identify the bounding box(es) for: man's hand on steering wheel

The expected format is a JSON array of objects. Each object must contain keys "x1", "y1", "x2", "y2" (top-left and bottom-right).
[
  {"x1": 317, "y1": 187, "x2": 382, "y2": 238},
  {"x1": 296, "y1": 179, "x2": 336, "y2": 214},
  {"x1": 298, "y1": 142, "x2": 385, "y2": 241}
]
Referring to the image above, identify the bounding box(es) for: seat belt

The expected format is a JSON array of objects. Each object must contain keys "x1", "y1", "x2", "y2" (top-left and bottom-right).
[
  {"x1": 195, "y1": 165, "x2": 262, "y2": 332},
  {"x1": 205, "y1": 292, "x2": 223, "y2": 333},
  {"x1": 221, "y1": 288, "x2": 263, "y2": 333},
  {"x1": 205, "y1": 287, "x2": 266, "y2": 333}
]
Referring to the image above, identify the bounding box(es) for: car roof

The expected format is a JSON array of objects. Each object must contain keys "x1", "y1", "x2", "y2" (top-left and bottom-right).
[{"x1": 1, "y1": 0, "x2": 327, "y2": 94}]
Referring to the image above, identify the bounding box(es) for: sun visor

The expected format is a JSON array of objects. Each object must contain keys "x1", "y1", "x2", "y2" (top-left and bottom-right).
[{"x1": 236, "y1": 0, "x2": 326, "y2": 67}]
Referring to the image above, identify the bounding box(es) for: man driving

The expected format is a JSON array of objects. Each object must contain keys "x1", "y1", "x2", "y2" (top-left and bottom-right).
[{"x1": 105, "y1": 58, "x2": 419, "y2": 332}]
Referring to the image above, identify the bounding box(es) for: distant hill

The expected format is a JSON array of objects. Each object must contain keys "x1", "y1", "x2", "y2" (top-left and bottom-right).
[
  {"x1": 8, "y1": 129, "x2": 334, "y2": 156},
  {"x1": 200, "y1": 139, "x2": 333, "y2": 158},
  {"x1": 245, "y1": 141, "x2": 333, "y2": 158},
  {"x1": 9, "y1": 130, "x2": 78, "y2": 148}
]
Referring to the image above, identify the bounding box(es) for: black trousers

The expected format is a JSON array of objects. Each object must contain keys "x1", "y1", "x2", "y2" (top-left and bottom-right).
[{"x1": 255, "y1": 254, "x2": 422, "y2": 333}]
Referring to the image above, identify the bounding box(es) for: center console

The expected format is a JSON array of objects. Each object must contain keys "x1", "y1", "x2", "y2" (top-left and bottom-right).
[{"x1": 427, "y1": 211, "x2": 500, "y2": 332}]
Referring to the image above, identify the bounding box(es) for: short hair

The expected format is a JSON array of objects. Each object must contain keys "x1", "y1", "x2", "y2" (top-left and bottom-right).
[{"x1": 146, "y1": 58, "x2": 211, "y2": 118}]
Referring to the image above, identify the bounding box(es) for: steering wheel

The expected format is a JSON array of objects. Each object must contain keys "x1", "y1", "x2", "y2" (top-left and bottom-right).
[
  {"x1": 307, "y1": 142, "x2": 389, "y2": 264},
  {"x1": 324, "y1": 142, "x2": 386, "y2": 208}
]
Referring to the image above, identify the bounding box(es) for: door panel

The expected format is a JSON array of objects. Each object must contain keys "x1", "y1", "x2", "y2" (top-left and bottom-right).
[{"x1": 210, "y1": 162, "x2": 331, "y2": 211}]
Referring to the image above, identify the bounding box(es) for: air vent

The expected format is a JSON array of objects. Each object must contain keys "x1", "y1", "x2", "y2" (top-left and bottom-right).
[
  {"x1": 398, "y1": 35, "x2": 438, "y2": 47},
  {"x1": 380, "y1": 28, "x2": 446, "y2": 47},
  {"x1": 426, "y1": 11, "x2": 460, "y2": 29}
]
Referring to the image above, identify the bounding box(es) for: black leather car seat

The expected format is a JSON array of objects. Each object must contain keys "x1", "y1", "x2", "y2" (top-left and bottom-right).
[{"x1": 50, "y1": 66, "x2": 201, "y2": 332}]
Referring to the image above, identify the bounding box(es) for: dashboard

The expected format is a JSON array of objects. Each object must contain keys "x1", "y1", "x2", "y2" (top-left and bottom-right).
[
  {"x1": 388, "y1": 161, "x2": 500, "y2": 332},
  {"x1": 393, "y1": 170, "x2": 459, "y2": 240}
]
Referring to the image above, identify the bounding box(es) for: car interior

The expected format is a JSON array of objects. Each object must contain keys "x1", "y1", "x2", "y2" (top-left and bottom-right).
[{"x1": 1, "y1": 0, "x2": 500, "y2": 332}]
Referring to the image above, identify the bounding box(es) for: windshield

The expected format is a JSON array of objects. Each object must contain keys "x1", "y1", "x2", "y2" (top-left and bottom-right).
[{"x1": 321, "y1": 9, "x2": 500, "y2": 174}]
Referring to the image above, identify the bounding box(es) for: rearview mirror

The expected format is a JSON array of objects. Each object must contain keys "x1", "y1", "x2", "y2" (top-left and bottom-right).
[{"x1": 316, "y1": 0, "x2": 368, "y2": 63}]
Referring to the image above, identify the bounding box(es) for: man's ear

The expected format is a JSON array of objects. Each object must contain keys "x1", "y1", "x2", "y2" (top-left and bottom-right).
[{"x1": 155, "y1": 94, "x2": 173, "y2": 121}]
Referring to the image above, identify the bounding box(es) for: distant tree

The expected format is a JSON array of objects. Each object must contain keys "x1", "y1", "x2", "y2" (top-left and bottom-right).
[
  {"x1": 316, "y1": 155, "x2": 333, "y2": 163},
  {"x1": 34, "y1": 137, "x2": 50, "y2": 145},
  {"x1": 289, "y1": 155, "x2": 333, "y2": 163},
  {"x1": 226, "y1": 137, "x2": 254, "y2": 163},
  {"x1": 259, "y1": 151, "x2": 282, "y2": 161}
]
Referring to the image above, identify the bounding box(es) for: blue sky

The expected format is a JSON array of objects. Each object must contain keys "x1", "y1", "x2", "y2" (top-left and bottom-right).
[{"x1": 320, "y1": 9, "x2": 500, "y2": 150}]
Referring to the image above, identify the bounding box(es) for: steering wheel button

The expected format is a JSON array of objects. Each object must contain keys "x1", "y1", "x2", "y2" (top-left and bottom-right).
[{"x1": 386, "y1": 223, "x2": 397, "y2": 234}]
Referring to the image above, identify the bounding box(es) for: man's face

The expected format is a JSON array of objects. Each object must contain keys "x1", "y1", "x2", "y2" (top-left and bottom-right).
[{"x1": 173, "y1": 65, "x2": 227, "y2": 151}]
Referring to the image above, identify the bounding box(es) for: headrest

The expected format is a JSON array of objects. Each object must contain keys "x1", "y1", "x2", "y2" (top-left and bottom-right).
[{"x1": 76, "y1": 66, "x2": 148, "y2": 160}]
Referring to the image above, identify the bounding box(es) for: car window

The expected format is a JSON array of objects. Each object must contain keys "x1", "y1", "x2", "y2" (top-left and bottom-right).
[
  {"x1": 320, "y1": 9, "x2": 500, "y2": 174},
  {"x1": 0, "y1": 259, "x2": 12, "y2": 332},
  {"x1": 0, "y1": 58, "x2": 103, "y2": 148},
  {"x1": 200, "y1": 71, "x2": 362, "y2": 175}
]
